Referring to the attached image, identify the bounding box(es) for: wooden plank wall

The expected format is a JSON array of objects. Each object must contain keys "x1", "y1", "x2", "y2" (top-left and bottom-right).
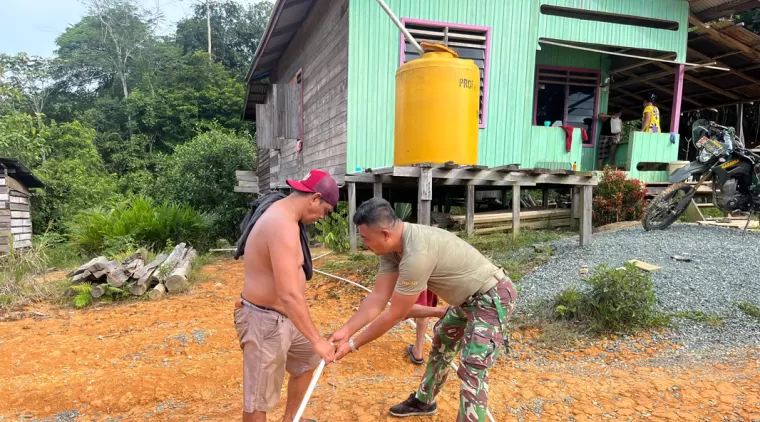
[
  {"x1": 257, "y1": 146, "x2": 271, "y2": 192},
  {"x1": 0, "y1": 176, "x2": 33, "y2": 251},
  {"x1": 270, "y1": 0, "x2": 349, "y2": 187},
  {"x1": 0, "y1": 175, "x2": 8, "y2": 253}
]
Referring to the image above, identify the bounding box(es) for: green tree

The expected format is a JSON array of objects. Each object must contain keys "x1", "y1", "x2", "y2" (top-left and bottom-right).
[
  {"x1": 55, "y1": 0, "x2": 160, "y2": 99},
  {"x1": 0, "y1": 53, "x2": 57, "y2": 115},
  {"x1": 127, "y1": 51, "x2": 247, "y2": 151},
  {"x1": 32, "y1": 121, "x2": 118, "y2": 231},
  {"x1": 156, "y1": 127, "x2": 256, "y2": 240},
  {"x1": 175, "y1": 0, "x2": 273, "y2": 75},
  {"x1": 738, "y1": 9, "x2": 760, "y2": 34}
]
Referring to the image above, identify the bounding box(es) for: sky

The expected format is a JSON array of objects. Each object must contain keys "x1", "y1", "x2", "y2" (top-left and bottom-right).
[{"x1": 0, "y1": 0, "x2": 264, "y2": 58}]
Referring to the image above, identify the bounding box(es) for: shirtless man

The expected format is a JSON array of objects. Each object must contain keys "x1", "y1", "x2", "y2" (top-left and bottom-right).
[{"x1": 234, "y1": 169, "x2": 339, "y2": 422}]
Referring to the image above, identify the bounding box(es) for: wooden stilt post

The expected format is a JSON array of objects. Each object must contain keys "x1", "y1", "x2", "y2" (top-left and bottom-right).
[
  {"x1": 570, "y1": 187, "x2": 580, "y2": 230},
  {"x1": 444, "y1": 191, "x2": 452, "y2": 213},
  {"x1": 373, "y1": 182, "x2": 382, "y2": 199},
  {"x1": 466, "y1": 184, "x2": 475, "y2": 237},
  {"x1": 542, "y1": 189, "x2": 549, "y2": 209},
  {"x1": 348, "y1": 183, "x2": 357, "y2": 252},
  {"x1": 418, "y1": 167, "x2": 433, "y2": 226},
  {"x1": 502, "y1": 189, "x2": 509, "y2": 209},
  {"x1": 579, "y1": 185, "x2": 593, "y2": 246},
  {"x1": 512, "y1": 185, "x2": 521, "y2": 239}
]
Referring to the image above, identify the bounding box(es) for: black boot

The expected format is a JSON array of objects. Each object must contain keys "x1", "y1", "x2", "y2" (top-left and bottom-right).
[{"x1": 389, "y1": 393, "x2": 437, "y2": 417}]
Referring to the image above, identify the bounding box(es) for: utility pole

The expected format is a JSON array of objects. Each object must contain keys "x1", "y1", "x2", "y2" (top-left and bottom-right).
[{"x1": 206, "y1": 0, "x2": 212, "y2": 56}]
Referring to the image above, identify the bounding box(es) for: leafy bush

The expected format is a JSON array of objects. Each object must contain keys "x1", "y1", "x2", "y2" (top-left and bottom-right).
[
  {"x1": 31, "y1": 121, "x2": 120, "y2": 231},
  {"x1": 737, "y1": 300, "x2": 760, "y2": 323},
  {"x1": 314, "y1": 201, "x2": 350, "y2": 253},
  {"x1": 593, "y1": 168, "x2": 648, "y2": 227},
  {"x1": 71, "y1": 284, "x2": 94, "y2": 308},
  {"x1": 67, "y1": 196, "x2": 215, "y2": 254},
  {"x1": 551, "y1": 264, "x2": 669, "y2": 333},
  {"x1": 155, "y1": 126, "x2": 256, "y2": 241},
  {"x1": 552, "y1": 288, "x2": 584, "y2": 321},
  {"x1": 394, "y1": 203, "x2": 412, "y2": 221}
]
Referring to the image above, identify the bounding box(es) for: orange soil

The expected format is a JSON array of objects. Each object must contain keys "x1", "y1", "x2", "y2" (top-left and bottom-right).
[{"x1": 0, "y1": 256, "x2": 758, "y2": 421}]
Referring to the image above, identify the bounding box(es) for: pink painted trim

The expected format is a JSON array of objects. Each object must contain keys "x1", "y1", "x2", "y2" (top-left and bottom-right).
[
  {"x1": 399, "y1": 17, "x2": 492, "y2": 129},
  {"x1": 534, "y1": 65, "x2": 602, "y2": 148},
  {"x1": 671, "y1": 64, "x2": 684, "y2": 133},
  {"x1": 296, "y1": 68, "x2": 304, "y2": 140},
  {"x1": 590, "y1": 72, "x2": 600, "y2": 148}
]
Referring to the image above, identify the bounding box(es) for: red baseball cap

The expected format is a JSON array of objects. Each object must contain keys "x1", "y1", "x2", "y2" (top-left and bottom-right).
[{"x1": 286, "y1": 169, "x2": 339, "y2": 206}]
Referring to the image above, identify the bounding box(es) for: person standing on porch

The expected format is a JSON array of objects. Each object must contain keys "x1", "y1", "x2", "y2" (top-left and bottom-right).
[
  {"x1": 597, "y1": 109, "x2": 623, "y2": 170},
  {"x1": 328, "y1": 198, "x2": 518, "y2": 421},
  {"x1": 641, "y1": 93, "x2": 661, "y2": 133}
]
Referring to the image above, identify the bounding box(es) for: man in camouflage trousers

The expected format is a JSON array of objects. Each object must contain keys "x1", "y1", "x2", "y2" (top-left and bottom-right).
[{"x1": 329, "y1": 198, "x2": 518, "y2": 422}]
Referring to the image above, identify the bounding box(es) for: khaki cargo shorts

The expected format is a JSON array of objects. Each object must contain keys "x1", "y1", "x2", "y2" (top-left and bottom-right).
[{"x1": 234, "y1": 300, "x2": 321, "y2": 413}]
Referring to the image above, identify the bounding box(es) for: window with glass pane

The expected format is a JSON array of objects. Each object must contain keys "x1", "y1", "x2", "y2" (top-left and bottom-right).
[{"x1": 534, "y1": 67, "x2": 599, "y2": 146}]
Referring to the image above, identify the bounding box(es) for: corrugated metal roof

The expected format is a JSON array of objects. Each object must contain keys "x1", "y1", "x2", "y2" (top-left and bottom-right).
[
  {"x1": 0, "y1": 159, "x2": 44, "y2": 189},
  {"x1": 689, "y1": 0, "x2": 759, "y2": 20}
]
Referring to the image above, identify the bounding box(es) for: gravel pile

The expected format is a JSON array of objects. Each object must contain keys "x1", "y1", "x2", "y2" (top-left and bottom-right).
[{"x1": 519, "y1": 224, "x2": 760, "y2": 349}]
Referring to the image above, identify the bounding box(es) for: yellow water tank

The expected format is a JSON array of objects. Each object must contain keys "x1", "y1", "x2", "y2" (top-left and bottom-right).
[{"x1": 394, "y1": 42, "x2": 480, "y2": 166}]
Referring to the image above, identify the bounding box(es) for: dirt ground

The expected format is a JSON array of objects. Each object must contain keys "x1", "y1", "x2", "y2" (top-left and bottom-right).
[{"x1": 1, "y1": 254, "x2": 759, "y2": 422}]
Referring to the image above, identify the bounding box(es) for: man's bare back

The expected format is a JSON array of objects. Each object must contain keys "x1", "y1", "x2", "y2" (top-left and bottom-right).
[{"x1": 241, "y1": 200, "x2": 304, "y2": 316}]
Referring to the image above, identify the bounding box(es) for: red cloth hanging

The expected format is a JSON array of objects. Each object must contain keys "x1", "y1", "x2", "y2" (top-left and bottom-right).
[
  {"x1": 561, "y1": 126, "x2": 574, "y2": 152},
  {"x1": 560, "y1": 126, "x2": 589, "y2": 152}
]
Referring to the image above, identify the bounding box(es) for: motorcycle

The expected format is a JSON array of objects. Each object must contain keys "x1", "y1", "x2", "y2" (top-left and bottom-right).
[{"x1": 642, "y1": 119, "x2": 760, "y2": 231}]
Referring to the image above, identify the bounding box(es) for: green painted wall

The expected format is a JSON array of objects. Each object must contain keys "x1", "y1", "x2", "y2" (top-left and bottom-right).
[
  {"x1": 528, "y1": 126, "x2": 583, "y2": 170},
  {"x1": 626, "y1": 132, "x2": 680, "y2": 182},
  {"x1": 538, "y1": 0, "x2": 689, "y2": 61},
  {"x1": 346, "y1": 0, "x2": 688, "y2": 173}
]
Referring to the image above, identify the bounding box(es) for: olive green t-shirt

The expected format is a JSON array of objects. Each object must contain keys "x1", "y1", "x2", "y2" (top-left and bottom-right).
[{"x1": 378, "y1": 223, "x2": 500, "y2": 306}]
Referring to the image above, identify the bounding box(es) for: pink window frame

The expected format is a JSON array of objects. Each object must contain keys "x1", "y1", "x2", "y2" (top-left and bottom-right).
[
  {"x1": 295, "y1": 68, "x2": 304, "y2": 140},
  {"x1": 533, "y1": 65, "x2": 601, "y2": 148},
  {"x1": 399, "y1": 18, "x2": 492, "y2": 129}
]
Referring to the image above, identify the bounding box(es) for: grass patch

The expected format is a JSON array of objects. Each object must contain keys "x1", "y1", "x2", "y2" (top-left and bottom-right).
[
  {"x1": 1, "y1": 233, "x2": 82, "y2": 312},
  {"x1": 320, "y1": 253, "x2": 379, "y2": 287},
  {"x1": 548, "y1": 264, "x2": 671, "y2": 334},
  {"x1": 534, "y1": 320, "x2": 584, "y2": 348},
  {"x1": 737, "y1": 301, "x2": 760, "y2": 323},
  {"x1": 464, "y1": 229, "x2": 572, "y2": 282},
  {"x1": 672, "y1": 310, "x2": 725, "y2": 328}
]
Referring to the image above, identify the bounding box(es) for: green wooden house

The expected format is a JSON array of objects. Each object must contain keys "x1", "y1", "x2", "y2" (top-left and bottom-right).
[{"x1": 243, "y1": 0, "x2": 759, "y2": 190}]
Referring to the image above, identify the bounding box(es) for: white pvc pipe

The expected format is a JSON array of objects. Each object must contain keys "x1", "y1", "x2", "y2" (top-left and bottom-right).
[
  {"x1": 312, "y1": 268, "x2": 496, "y2": 422},
  {"x1": 312, "y1": 251, "x2": 333, "y2": 262},
  {"x1": 292, "y1": 359, "x2": 326, "y2": 422},
  {"x1": 375, "y1": 0, "x2": 424, "y2": 56}
]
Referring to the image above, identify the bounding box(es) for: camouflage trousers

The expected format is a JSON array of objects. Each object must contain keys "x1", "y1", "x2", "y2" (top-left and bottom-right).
[{"x1": 415, "y1": 274, "x2": 517, "y2": 422}]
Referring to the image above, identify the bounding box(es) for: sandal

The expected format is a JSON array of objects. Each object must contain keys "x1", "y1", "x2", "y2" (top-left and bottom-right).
[{"x1": 406, "y1": 344, "x2": 424, "y2": 365}]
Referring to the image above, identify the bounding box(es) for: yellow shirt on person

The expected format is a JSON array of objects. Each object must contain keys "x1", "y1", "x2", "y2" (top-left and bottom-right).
[{"x1": 643, "y1": 105, "x2": 661, "y2": 133}]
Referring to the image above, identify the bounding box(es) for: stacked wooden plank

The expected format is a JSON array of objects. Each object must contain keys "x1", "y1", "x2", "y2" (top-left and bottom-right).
[
  {"x1": 450, "y1": 209, "x2": 572, "y2": 235},
  {"x1": 0, "y1": 175, "x2": 33, "y2": 252},
  {"x1": 68, "y1": 243, "x2": 198, "y2": 300},
  {"x1": 235, "y1": 171, "x2": 259, "y2": 194}
]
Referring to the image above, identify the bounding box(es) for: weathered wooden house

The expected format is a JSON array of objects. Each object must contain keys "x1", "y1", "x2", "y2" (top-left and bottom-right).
[
  {"x1": 0, "y1": 159, "x2": 43, "y2": 253},
  {"x1": 243, "y1": 0, "x2": 760, "y2": 190}
]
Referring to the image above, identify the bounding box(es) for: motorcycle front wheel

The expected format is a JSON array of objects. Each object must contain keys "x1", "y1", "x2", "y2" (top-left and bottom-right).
[{"x1": 642, "y1": 183, "x2": 696, "y2": 231}]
